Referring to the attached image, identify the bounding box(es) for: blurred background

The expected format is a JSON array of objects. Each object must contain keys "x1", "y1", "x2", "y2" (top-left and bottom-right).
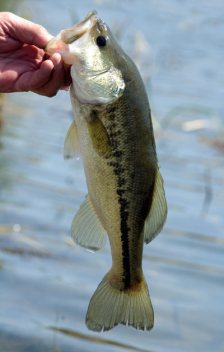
[{"x1": 0, "y1": 0, "x2": 224, "y2": 351}]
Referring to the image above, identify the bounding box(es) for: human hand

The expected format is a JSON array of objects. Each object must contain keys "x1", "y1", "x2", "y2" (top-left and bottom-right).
[{"x1": 0, "y1": 12, "x2": 71, "y2": 97}]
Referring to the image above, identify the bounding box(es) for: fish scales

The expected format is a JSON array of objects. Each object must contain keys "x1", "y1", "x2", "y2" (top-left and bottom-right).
[
  {"x1": 45, "y1": 11, "x2": 167, "y2": 332},
  {"x1": 73, "y1": 82, "x2": 156, "y2": 290}
]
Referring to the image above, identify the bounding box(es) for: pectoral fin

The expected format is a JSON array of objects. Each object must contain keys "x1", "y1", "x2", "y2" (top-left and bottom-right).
[
  {"x1": 87, "y1": 112, "x2": 112, "y2": 158},
  {"x1": 71, "y1": 195, "x2": 106, "y2": 251},
  {"x1": 144, "y1": 170, "x2": 167, "y2": 244},
  {"x1": 64, "y1": 121, "x2": 80, "y2": 159}
]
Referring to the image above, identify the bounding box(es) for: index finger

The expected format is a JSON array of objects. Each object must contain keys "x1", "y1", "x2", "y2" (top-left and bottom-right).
[{"x1": 3, "y1": 12, "x2": 53, "y2": 48}]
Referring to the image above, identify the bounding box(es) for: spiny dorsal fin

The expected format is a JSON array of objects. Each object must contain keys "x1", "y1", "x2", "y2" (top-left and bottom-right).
[
  {"x1": 144, "y1": 169, "x2": 167, "y2": 244},
  {"x1": 71, "y1": 195, "x2": 106, "y2": 251},
  {"x1": 64, "y1": 121, "x2": 80, "y2": 159}
]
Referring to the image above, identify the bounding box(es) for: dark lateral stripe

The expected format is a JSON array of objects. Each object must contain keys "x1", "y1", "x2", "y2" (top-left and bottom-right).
[
  {"x1": 107, "y1": 105, "x2": 131, "y2": 288},
  {"x1": 113, "y1": 157, "x2": 131, "y2": 288},
  {"x1": 113, "y1": 154, "x2": 131, "y2": 288},
  {"x1": 119, "y1": 196, "x2": 131, "y2": 288}
]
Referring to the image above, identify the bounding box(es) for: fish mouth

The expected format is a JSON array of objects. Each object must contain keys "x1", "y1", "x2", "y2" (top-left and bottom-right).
[
  {"x1": 45, "y1": 11, "x2": 104, "y2": 57},
  {"x1": 60, "y1": 11, "x2": 98, "y2": 44}
]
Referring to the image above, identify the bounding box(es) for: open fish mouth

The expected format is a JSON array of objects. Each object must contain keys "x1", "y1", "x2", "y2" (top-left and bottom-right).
[
  {"x1": 60, "y1": 11, "x2": 98, "y2": 44},
  {"x1": 45, "y1": 11, "x2": 106, "y2": 57}
]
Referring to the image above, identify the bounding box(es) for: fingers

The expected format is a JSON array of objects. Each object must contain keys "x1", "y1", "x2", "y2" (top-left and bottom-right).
[
  {"x1": 3, "y1": 12, "x2": 52, "y2": 48},
  {"x1": 14, "y1": 53, "x2": 71, "y2": 96},
  {"x1": 13, "y1": 58, "x2": 53, "y2": 93},
  {"x1": 0, "y1": 12, "x2": 72, "y2": 97},
  {"x1": 31, "y1": 53, "x2": 71, "y2": 97}
]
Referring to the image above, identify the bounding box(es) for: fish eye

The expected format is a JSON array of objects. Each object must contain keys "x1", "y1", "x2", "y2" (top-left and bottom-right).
[{"x1": 96, "y1": 35, "x2": 107, "y2": 48}]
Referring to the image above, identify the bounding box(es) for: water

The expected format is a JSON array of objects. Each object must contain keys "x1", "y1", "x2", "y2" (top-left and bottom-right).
[{"x1": 0, "y1": 1, "x2": 224, "y2": 351}]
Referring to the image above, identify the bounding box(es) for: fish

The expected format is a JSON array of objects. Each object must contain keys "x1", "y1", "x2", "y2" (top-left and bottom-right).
[{"x1": 45, "y1": 11, "x2": 167, "y2": 332}]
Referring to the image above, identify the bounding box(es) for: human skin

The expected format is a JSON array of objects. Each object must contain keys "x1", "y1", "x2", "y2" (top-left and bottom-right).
[{"x1": 0, "y1": 12, "x2": 71, "y2": 97}]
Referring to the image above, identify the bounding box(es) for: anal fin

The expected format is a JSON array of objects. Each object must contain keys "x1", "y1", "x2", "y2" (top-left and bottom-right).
[{"x1": 71, "y1": 196, "x2": 106, "y2": 251}]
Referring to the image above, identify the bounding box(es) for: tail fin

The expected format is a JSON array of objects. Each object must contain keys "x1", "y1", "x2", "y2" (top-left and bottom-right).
[{"x1": 86, "y1": 272, "x2": 154, "y2": 332}]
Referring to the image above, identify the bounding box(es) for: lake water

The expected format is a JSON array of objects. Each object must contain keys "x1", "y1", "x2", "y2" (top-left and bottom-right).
[{"x1": 0, "y1": 0, "x2": 224, "y2": 351}]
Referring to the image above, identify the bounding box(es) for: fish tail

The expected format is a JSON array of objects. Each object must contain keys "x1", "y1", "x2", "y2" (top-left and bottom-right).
[{"x1": 86, "y1": 272, "x2": 154, "y2": 332}]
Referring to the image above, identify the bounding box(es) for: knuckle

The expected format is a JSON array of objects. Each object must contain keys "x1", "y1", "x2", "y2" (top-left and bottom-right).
[
  {"x1": 31, "y1": 84, "x2": 58, "y2": 97},
  {"x1": 46, "y1": 90, "x2": 58, "y2": 98}
]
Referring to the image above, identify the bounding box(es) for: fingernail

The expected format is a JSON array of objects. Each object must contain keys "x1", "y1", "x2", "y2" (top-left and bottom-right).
[{"x1": 51, "y1": 53, "x2": 62, "y2": 65}]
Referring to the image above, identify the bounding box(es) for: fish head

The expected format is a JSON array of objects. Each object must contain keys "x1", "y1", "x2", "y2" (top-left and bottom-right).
[{"x1": 45, "y1": 11, "x2": 125, "y2": 104}]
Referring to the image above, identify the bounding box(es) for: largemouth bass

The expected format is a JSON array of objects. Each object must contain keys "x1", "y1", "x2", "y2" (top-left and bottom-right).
[{"x1": 46, "y1": 11, "x2": 167, "y2": 332}]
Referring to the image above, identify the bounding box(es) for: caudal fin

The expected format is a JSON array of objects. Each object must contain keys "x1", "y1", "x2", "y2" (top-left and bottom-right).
[{"x1": 86, "y1": 273, "x2": 154, "y2": 332}]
